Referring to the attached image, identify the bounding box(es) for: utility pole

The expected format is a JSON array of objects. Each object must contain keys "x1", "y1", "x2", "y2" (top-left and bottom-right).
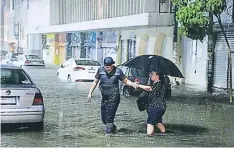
[
  {"x1": 173, "y1": 6, "x2": 178, "y2": 64},
  {"x1": 207, "y1": 12, "x2": 214, "y2": 93},
  {"x1": 173, "y1": 5, "x2": 178, "y2": 84}
]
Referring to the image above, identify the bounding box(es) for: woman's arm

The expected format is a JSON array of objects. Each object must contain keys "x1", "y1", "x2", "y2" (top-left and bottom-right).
[{"x1": 137, "y1": 84, "x2": 152, "y2": 91}]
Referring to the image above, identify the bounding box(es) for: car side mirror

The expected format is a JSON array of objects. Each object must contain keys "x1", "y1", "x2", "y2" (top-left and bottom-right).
[{"x1": 61, "y1": 65, "x2": 64, "y2": 68}]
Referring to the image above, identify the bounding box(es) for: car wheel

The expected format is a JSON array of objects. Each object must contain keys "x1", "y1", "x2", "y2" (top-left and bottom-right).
[
  {"x1": 123, "y1": 87, "x2": 130, "y2": 97},
  {"x1": 31, "y1": 121, "x2": 44, "y2": 131},
  {"x1": 67, "y1": 75, "x2": 71, "y2": 82}
]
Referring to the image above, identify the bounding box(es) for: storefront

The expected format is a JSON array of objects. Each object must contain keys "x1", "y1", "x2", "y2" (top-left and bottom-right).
[
  {"x1": 213, "y1": 31, "x2": 234, "y2": 89},
  {"x1": 54, "y1": 33, "x2": 66, "y2": 65},
  {"x1": 83, "y1": 32, "x2": 96, "y2": 60},
  {"x1": 44, "y1": 34, "x2": 55, "y2": 64},
  {"x1": 98, "y1": 31, "x2": 117, "y2": 65}
]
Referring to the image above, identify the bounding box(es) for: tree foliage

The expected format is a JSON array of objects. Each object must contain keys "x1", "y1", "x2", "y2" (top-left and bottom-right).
[
  {"x1": 173, "y1": 0, "x2": 233, "y2": 103},
  {"x1": 172, "y1": 0, "x2": 227, "y2": 41}
]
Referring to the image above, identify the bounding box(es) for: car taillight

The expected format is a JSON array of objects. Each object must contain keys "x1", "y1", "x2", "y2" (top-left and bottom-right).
[
  {"x1": 33, "y1": 93, "x2": 44, "y2": 105},
  {"x1": 25, "y1": 60, "x2": 30, "y2": 64},
  {"x1": 73, "y1": 67, "x2": 85, "y2": 71},
  {"x1": 135, "y1": 78, "x2": 140, "y2": 82}
]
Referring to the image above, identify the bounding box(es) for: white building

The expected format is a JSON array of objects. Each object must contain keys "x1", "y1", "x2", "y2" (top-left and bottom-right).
[
  {"x1": 2, "y1": 0, "x2": 50, "y2": 55},
  {"x1": 27, "y1": 0, "x2": 175, "y2": 64},
  {"x1": 4, "y1": 0, "x2": 179, "y2": 81},
  {"x1": 180, "y1": 0, "x2": 234, "y2": 90}
]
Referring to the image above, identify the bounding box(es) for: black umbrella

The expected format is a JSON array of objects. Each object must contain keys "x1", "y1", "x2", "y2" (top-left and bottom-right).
[{"x1": 122, "y1": 55, "x2": 184, "y2": 78}]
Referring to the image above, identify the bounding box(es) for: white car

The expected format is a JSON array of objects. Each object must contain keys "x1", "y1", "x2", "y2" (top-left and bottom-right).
[
  {"x1": 57, "y1": 59, "x2": 101, "y2": 82},
  {"x1": 13, "y1": 54, "x2": 45, "y2": 68},
  {"x1": 0, "y1": 64, "x2": 45, "y2": 130},
  {"x1": 1, "y1": 52, "x2": 24, "y2": 65}
]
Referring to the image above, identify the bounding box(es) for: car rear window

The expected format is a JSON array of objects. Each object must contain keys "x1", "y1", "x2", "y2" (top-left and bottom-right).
[
  {"x1": 75, "y1": 60, "x2": 101, "y2": 66},
  {"x1": 11, "y1": 53, "x2": 23, "y2": 58},
  {"x1": 1, "y1": 69, "x2": 32, "y2": 85},
  {"x1": 26, "y1": 55, "x2": 40, "y2": 59},
  {"x1": 136, "y1": 69, "x2": 149, "y2": 77}
]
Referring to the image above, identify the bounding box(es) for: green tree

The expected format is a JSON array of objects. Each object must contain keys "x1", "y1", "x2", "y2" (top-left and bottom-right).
[{"x1": 172, "y1": 0, "x2": 232, "y2": 102}]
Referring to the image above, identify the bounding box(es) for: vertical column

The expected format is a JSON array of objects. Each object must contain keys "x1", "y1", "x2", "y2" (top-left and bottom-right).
[
  {"x1": 78, "y1": 0, "x2": 81, "y2": 22},
  {"x1": 85, "y1": 0, "x2": 88, "y2": 21},
  {"x1": 136, "y1": 0, "x2": 140, "y2": 14},
  {"x1": 75, "y1": 0, "x2": 78, "y2": 22},
  {"x1": 88, "y1": 0, "x2": 91, "y2": 21},
  {"x1": 114, "y1": 0, "x2": 117, "y2": 17},
  {"x1": 81, "y1": 0, "x2": 84, "y2": 21}
]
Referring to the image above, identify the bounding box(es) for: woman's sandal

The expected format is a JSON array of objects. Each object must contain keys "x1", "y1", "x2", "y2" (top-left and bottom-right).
[{"x1": 147, "y1": 132, "x2": 155, "y2": 137}]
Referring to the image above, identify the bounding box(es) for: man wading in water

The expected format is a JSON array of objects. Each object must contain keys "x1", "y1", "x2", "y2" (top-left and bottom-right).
[{"x1": 87, "y1": 57, "x2": 152, "y2": 136}]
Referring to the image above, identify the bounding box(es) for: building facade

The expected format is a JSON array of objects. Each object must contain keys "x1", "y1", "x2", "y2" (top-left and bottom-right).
[
  {"x1": 27, "y1": 0, "x2": 174, "y2": 64},
  {"x1": 180, "y1": 0, "x2": 234, "y2": 90}
]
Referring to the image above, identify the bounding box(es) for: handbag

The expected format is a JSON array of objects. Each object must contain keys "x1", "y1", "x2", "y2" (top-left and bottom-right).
[{"x1": 136, "y1": 91, "x2": 148, "y2": 111}]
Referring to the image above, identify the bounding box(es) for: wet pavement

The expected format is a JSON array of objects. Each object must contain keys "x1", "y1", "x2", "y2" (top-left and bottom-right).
[{"x1": 1, "y1": 66, "x2": 234, "y2": 147}]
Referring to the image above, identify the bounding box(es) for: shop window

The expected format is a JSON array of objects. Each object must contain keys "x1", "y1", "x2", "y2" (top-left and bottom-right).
[
  {"x1": 159, "y1": 0, "x2": 170, "y2": 13},
  {"x1": 127, "y1": 40, "x2": 136, "y2": 60}
]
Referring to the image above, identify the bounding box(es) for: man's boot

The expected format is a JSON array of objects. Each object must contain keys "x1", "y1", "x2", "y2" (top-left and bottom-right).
[{"x1": 105, "y1": 123, "x2": 114, "y2": 136}]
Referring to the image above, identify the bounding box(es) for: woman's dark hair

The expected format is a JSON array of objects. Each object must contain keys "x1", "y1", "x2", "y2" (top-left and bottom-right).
[
  {"x1": 149, "y1": 72, "x2": 165, "y2": 84},
  {"x1": 158, "y1": 73, "x2": 165, "y2": 83}
]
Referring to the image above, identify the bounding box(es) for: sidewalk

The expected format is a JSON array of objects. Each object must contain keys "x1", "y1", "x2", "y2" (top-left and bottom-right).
[{"x1": 171, "y1": 84, "x2": 233, "y2": 105}]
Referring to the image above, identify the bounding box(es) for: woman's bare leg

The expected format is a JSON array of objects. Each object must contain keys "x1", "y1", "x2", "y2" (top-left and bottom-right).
[
  {"x1": 157, "y1": 123, "x2": 166, "y2": 133},
  {"x1": 147, "y1": 124, "x2": 154, "y2": 135}
]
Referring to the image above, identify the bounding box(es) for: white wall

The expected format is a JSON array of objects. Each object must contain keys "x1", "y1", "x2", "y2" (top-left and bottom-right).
[
  {"x1": 3, "y1": 0, "x2": 50, "y2": 53},
  {"x1": 120, "y1": 27, "x2": 174, "y2": 61},
  {"x1": 26, "y1": 0, "x2": 50, "y2": 33},
  {"x1": 181, "y1": 37, "x2": 208, "y2": 89},
  {"x1": 26, "y1": 0, "x2": 50, "y2": 54}
]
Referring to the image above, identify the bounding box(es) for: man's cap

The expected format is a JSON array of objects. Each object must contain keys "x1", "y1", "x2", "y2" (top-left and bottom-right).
[{"x1": 104, "y1": 57, "x2": 115, "y2": 66}]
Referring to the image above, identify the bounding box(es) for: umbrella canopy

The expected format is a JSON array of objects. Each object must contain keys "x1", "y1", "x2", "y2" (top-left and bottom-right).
[{"x1": 122, "y1": 55, "x2": 184, "y2": 78}]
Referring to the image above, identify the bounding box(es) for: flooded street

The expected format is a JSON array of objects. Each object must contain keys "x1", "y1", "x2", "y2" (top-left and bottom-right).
[{"x1": 1, "y1": 66, "x2": 234, "y2": 147}]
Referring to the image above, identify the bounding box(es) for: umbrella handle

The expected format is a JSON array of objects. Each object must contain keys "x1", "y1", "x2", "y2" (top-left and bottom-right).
[{"x1": 147, "y1": 77, "x2": 151, "y2": 85}]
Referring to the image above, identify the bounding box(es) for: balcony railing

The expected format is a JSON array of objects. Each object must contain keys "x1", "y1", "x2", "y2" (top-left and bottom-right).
[{"x1": 50, "y1": 0, "x2": 173, "y2": 25}]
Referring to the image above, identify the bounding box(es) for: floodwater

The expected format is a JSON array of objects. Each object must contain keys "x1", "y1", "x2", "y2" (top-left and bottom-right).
[{"x1": 1, "y1": 66, "x2": 234, "y2": 147}]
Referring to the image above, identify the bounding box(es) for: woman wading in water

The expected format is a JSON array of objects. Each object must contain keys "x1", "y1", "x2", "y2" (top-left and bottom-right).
[{"x1": 136, "y1": 71, "x2": 166, "y2": 136}]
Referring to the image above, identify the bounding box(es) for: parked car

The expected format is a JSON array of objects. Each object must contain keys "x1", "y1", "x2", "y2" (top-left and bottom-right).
[
  {"x1": 117, "y1": 65, "x2": 172, "y2": 98},
  {"x1": 13, "y1": 54, "x2": 45, "y2": 68},
  {"x1": 117, "y1": 65, "x2": 150, "y2": 96},
  {"x1": 0, "y1": 64, "x2": 45, "y2": 130},
  {"x1": 57, "y1": 59, "x2": 101, "y2": 82},
  {"x1": 1, "y1": 52, "x2": 24, "y2": 65}
]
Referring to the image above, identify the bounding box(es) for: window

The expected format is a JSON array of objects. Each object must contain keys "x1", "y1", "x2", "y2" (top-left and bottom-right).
[
  {"x1": 120, "y1": 66, "x2": 130, "y2": 76},
  {"x1": 75, "y1": 60, "x2": 101, "y2": 66},
  {"x1": 135, "y1": 68, "x2": 149, "y2": 77},
  {"x1": 11, "y1": 53, "x2": 23, "y2": 58},
  {"x1": 159, "y1": 0, "x2": 170, "y2": 13},
  {"x1": 25, "y1": 55, "x2": 40, "y2": 59},
  {"x1": 12, "y1": 0, "x2": 15, "y2": 10},
  {"x1": 127, "y1": 40, "x2": 136, "y2": 60},
  {"x1": 1, "y1": 69, "x2": 32, "y2": 85},
  {"x1": 159, "y1": 0, "x2": 166, "y2": 3}
]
